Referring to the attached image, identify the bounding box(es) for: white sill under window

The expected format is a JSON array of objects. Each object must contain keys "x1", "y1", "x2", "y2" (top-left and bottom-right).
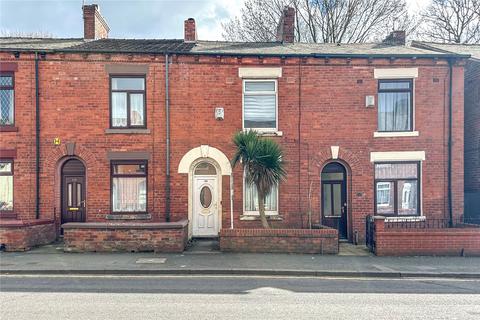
[
  {"x1": 383, "y1": 216, "x2": 426, "y2": 222},
  {"x1": 244, "y1": 129, "x2": 283, "y2": 137},
  {"x1": 243, "y1": 211, "x2": 279, "y2": 216},
  {"x1": 374, "y1": 131, "x2": 419, "y2": 138}
]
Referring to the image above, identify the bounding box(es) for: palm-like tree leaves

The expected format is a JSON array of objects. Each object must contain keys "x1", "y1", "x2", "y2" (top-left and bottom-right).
[{"x1": 231, "y1": 130, "x2": 286, "y2": 228}]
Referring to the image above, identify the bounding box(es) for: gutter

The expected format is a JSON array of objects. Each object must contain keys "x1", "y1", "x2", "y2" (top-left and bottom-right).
[
  {"x1": 447, "y1": 59, "x2": 454, "y2": 227},
  {"x1": 165, "y1": 53, "x2": 171, "y2": 222},
  {"x1": 35, "y1": 53, "x2": 40, "y2": 219}
]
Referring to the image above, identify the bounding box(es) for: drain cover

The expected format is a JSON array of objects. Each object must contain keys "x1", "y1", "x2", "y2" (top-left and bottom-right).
[{"x1": 135, "y1": 258, "x2": 167, "y2": 264}]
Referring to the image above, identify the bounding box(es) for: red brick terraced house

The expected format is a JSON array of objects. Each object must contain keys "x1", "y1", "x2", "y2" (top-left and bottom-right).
[{"x1": 0, "y1": 5, "x2": 475, "y2": 254}]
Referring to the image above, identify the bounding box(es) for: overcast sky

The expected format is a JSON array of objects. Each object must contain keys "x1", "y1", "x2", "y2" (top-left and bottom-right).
[{"x1": 0, "y1": 0, "x2": 429, "y2": 40}]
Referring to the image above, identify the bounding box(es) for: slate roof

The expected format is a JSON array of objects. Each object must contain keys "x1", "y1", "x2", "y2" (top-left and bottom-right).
[
  {"x1": 0, "y1": 37, "x2": 471, "y2": 58},
  {"x1": 412, "y1": 41, "x2": 480, "y2": 61}
]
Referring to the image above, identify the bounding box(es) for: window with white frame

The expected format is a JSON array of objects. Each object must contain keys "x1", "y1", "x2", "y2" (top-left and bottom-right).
[
  {"x1": 244, "y1": 178, "x2": 278, "y2": 215},
  {"x1": 243, "y1": 80, "x2": 277, "y2": 131},
  {"x1": 0, "y1": 160, "x2": 13, "y2": 211},
  {"x1": 378, "y1": 79, "x2": 413, "y2": 132},
  {"x1": 374, "y1": 162, "x2": 420, "y2": 216}
]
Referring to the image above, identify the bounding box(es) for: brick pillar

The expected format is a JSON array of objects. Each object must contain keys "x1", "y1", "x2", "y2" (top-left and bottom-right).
[
  {"x1": 276, "y1": 7, "x2": 295, "y2": 43},
  {"x1": 83, "y1": 4, "x2": 110, "y2": 40},
  {"x1": 184, "y1": 18, "x2": 197, "y2": 43}
]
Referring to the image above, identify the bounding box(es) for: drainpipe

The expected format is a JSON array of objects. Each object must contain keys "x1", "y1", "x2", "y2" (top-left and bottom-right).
[
  {"x1": 447, "y1": 59, "x2": 454, "y2": 227},
  {"x1": 165, "y1": 53, "x2": 171, "y2": 222},
  {"x1": 35, "y1": 52, "x2": 40, "y2": 219},
  {"x1": 230, "y1": 174, "x2": 234, "y2": 229}
]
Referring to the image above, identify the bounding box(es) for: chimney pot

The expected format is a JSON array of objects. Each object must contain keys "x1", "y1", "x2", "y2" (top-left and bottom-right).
[
  {"x1": 276, "y1": 7, "x2": 295, "y2": 43},
  {"x1": 382, "y1": 30, "x2": 406, "y2": 46},
  {"x1": 184, "y1": 18, "x2": 197, "y2": 43},
  {"x1": 83, "y1": 4, "x2": 110, "y2": 40}
]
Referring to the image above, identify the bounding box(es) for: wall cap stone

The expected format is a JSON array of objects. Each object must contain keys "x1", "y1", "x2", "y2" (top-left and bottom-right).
[{"x1": 62, "y1": 219, "x2": 188, "y2": 230}]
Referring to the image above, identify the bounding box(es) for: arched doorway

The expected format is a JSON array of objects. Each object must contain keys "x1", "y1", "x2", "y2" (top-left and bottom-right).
[
  {"x1": 61, "y1": 159, "x2": 86, "y2": 224},
  {"x1": 192, "y1": 161, "x2": 219, "y2": 237},
  {"x1": 321, "y1": 162, "x2": 347, "y2": 239}
]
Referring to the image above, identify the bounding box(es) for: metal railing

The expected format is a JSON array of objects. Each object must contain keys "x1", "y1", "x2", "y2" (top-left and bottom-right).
[
  {"x1": 365, "y1": 216, "x2": 375, "y2": 253},
  {"x1": 384, "y1": 217, "x2": 480, "y2": 229}
]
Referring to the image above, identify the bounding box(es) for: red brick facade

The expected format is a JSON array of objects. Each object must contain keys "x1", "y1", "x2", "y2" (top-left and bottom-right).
[{"x1": 0, "y1": 52, "x2": 466, "y2": 247}]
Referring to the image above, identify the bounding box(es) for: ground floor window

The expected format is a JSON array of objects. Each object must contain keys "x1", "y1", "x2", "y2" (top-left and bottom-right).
[
  {"x1": 374, "y1": 162, "x2": 420, "y2": 216},
  {"x1": 244, "y1": 178, "x2": 278, "y2": 215},
  {"x1": 0, "y1": 159, "x2": 13, "y2": 211},
  {"x1": 111, "y1": 161, "x2": 147, "y2": 213}
]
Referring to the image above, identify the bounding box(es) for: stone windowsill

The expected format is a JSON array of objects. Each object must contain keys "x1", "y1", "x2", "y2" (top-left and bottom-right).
[
  {"x1": 383, "y1": 216, "x2": 426, "y2": 222},
  {"x1": 105, "y1": 213, "x2": 152, "y2": 220},
  {"x1": 105, "y1": 128, "x2": 151, "y2": 134},
  {"x1": 0, "y1": 126, "x2": 19, "y2": 132},
  {"x1": 374, "y1": 131, "x2": 419, "y2": 138},
  {"x1": 240, "y1": 214, "x2": 283, "y2": 221}
]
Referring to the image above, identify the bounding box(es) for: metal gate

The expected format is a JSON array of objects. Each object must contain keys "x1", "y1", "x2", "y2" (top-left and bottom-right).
[{"x1": 365, "y1": 215, "x2": 375, "y2": 253}]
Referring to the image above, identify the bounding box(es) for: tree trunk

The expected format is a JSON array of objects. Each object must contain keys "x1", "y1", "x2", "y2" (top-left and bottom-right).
[{"x1": 258, "y1": 192, "x2": 270, "y2": 229}]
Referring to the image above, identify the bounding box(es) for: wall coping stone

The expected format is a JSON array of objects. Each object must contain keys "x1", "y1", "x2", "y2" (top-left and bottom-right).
[
  {"x1": 0, "y1": 219, "x2": 54, "y2": 228},
  {"x1": 62, "y1": 219, "x2": 188, "y2": 230}
]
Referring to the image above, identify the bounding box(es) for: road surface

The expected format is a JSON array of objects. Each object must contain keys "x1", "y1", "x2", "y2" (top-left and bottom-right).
[{"x1": 1, "y1": 275, "x2": 479, "y2": 319}]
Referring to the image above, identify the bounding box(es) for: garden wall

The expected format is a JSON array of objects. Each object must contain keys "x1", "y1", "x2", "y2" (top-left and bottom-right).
[{"x1": 0, "y1": 219, "x2": 56, "y2": 251}]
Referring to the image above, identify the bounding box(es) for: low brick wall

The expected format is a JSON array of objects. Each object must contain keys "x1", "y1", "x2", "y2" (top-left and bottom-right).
[
  {"x1": 374, "y1": 218, "x2": 480, "y2": 256},
  {"x1": 62, "y1": 220, "x2": 188, "y2": 253},
  {"x1": 0, "y1": 219, "x2": 56, "y2": 251},
  {"x1": 220, "y1": 228, "x2": 338, "y2": 254}
]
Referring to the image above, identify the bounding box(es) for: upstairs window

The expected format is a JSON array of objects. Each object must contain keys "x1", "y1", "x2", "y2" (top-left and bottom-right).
[
  {"x1": 375, "y1": 162, "x2": 420, "y2": 216},
  {"x1": 0, "y1": 73, "x2": 14, "y2": 126},
  {"x1": 243, "y1": 80, "x2": 277, "y2": 131},
  {"x1": 378, "y1": 80, "x2": 413, "y2": 132},
  {"x1": 110, "y1": 76, "x2": 146, "y2": 128},
  {"x1": 0, "y1": 160, "x2": 13, "y2": 211},
  {"x1": 111, "y1": 161, "x2": 147, "y2": 213}
]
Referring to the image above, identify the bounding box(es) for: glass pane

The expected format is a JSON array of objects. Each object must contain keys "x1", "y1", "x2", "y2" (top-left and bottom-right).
[
  {"x1": 379, "y1": 81, "x2": 410, "y2": 90},
  {"x1": 376, "y1": 181, "x2": 394, "y2": 214},
  {"x1": 244, "y1": 181, "x2": 277, "y2": 212},
  {"x1": 321, "y1": 172, "x2": 344, "y2": 181},
  {"x1": 77, "y1": 183, "x2": 82, "y2": 206},
  {"x1": 194, "y1": 162, "x2": 216, "y2": 175},
  {"x1": 244, "y1": 94, "x2": 276, "y2": 128},
  {"x1": 323, "y1": 184, "x2": 332, "y2": 216},
  {"x1": 112, "y1": 177, "x2": 147, "y2": 212},
  {"x1": 200, "y1": 186, "x2": 212, "y2": 208},
  {"x1": 0, "y1": 161, "x2": 12, "y2": 173},
  {"x1": 130, "y1": 94, "x2": 144, "y2": 126},
  {"x1": 398, "y1": 180, "x2": 418, "y2": 215},
  {"x1": 333, "y1": 184, "x2": 342, "y2": 217},
  {"x1": 0, "y1": 89, "x2": 14, "y2": 125},
  {"x1": 0, "y1": 76, "x2": 13, "y2": 86},
  {"x1": 0, "y1": 176, "x2": 13, "y2": 211},
  {"x1": 245, "y1": 81, "x2": 275, "y2": 92},
  {"x1": 113, "y1": 163, "x2": 146, "y2": 175},
  {"x1": 67, "y1": 183, "x2": 73, "y2": 207},
  {"x1": 111, "y1": 92, "x2": 127, "y2": 127},
  {"x1": 378, "y1": 92, "x2": 411, "y2": 131},
  {"x1": 112, "y1": 78, "x2": 144, "y2": 90},
  {"x1": 375, "y1": 163, "x2": 417, "y2": 179}
]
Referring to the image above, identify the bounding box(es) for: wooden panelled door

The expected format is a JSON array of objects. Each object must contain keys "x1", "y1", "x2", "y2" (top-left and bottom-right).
[{"x1": 61, "y1": 159, "x2": 86, "y2": 224}]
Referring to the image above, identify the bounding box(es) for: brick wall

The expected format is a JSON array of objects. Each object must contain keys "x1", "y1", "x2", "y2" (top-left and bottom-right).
[
  {"x1": 373, "y1": 218, "x2": 480, "y2": 256},
  {"x1": 220, "y1": 227, "x2": 338, "y2": 254},
  {"x1": 0, "y1": 219, "x2": 56, "y2": 251},
  {"x1": 63, "y1": 220, "x2": 188, "y2": 253},
  {"x1": 0, "y1": 51, "x2": 465, "y2": 245}
]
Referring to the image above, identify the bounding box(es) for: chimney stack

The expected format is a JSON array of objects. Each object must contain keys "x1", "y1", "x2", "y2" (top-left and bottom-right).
[
  {"x1": 83, "y1": 4, "x2": 110, "y2": 40},
  {"x1": 184, "y1": 18, "x2": 197, "y2": 43},
  {"x1": 382, "y1": 30, "x2": 406, "y2": 46},
  {"x1": 276, "y1": 7, "x2": 295, "y2": 43}
]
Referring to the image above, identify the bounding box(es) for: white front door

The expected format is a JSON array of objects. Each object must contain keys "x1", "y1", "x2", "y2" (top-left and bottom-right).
[{"x1": 193, "y1": 175, "x2": 219, "y2": 237}]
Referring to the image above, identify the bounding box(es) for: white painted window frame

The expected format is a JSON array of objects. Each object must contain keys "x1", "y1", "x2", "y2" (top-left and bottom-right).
[
  {"x1": 242, "y1": 79, "x2": 278, "y2": 133},
  {"x1": 242, "y1": 169, "x2": 279, "y2": 216}
]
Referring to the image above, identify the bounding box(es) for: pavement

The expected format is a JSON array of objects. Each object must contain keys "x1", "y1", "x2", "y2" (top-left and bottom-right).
[{"x1": 1, "y1": 240, "x2": 480, "y2": 278}]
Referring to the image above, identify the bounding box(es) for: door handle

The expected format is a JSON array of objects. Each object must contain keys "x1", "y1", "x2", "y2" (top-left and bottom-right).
[{"x1": 79, "y1": 200, "x2": 86, "y2": 208}]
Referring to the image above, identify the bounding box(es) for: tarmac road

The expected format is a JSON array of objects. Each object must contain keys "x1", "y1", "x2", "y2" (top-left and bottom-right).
[{"x1": 1, "y1": 275, "x2": 480, "y2": 320}]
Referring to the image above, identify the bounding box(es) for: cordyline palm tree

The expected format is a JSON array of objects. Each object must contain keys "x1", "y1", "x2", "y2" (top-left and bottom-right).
[{"x1": 231, "y1": 130, "x2": 286, "y2": 229}]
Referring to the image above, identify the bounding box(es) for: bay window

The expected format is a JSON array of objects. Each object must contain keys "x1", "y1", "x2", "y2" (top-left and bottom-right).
[{"x1": 111, "y1": 161, "x2": 147, "y2": 213}]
